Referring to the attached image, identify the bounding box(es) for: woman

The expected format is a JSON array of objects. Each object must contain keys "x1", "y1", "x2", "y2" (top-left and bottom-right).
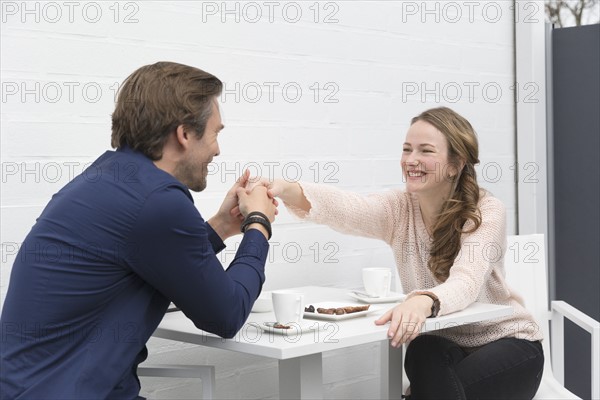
[{"x1": 265, "y1": 107, "x2": 544, "y2": 399}]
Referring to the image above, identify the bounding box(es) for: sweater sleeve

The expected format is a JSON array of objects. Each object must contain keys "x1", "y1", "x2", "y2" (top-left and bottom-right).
[
  {"x1": 285, "y1": 182, "x2": 406, "y2": 245},
  {"x1": 126, "y1": 186, "x2": 269, "y2": 338},
  {"x1": 406, "y1": 195, "x2": 507, "y2": 316}
]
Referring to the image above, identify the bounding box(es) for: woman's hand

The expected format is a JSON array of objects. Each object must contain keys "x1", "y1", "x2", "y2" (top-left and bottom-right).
[
  {"x1": 245, "y1": 175, "x2": 271, "y2": 192},
  {"x1": 374, "y1": 295, "x2": 433, "y2": 348},
  {"x1": 245, "y1": 178, "x2": 311, "y2": 213}
]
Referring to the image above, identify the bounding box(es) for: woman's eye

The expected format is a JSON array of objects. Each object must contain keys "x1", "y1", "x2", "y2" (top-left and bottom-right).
[{"x1": 402, "y1": 148, "x2": 411, "y2": 153}]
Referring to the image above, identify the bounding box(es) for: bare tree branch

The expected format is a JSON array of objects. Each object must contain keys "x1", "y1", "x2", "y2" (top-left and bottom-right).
[
  {"x1": 546, "y1": 0, "x2": 566, "y2": 27},
  {"x1": 546, "y1": 0, "x2": 599, "y2": 27}
]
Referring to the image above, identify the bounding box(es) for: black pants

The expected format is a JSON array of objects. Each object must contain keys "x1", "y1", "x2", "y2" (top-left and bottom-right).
[{"x1": 404, "y1": 335, "x2": 544, "y2": 400}]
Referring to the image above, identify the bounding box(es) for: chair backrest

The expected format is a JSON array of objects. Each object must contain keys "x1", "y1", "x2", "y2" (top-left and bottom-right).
[{"x1": 504, "y1": 234, "x2": 552, "y2": 373}]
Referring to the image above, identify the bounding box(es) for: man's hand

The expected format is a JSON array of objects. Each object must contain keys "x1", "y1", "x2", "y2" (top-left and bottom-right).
[
  {"x1": 236, "y1": 184, "x2": 278, "y2": 240},
  {"x1": 207, "y1": 170, "x2": 252, "y2": 241},
  {"x1": 241, "y1": 176, "x2": 279, "y2": 218},
  {"x1": 236, "y1": 185, "x2": 277, "y2": 222}
]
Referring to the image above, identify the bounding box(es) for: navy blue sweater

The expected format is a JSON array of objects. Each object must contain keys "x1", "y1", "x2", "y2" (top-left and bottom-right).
[{"x1": 0, "y1": 147, "x2": 269, "y2": 399}]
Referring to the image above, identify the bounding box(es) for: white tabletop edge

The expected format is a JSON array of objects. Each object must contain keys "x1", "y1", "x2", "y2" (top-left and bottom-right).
[
  {"x1": 423, "y1": 302, "x2": 513, "y2": 332},
  {"x1": 153, "y1": 286, "x2": 514, "y2": 360}
]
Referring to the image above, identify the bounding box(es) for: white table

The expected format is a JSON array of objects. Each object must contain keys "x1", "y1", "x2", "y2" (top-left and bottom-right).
[{"x1": 153, "y1": 286, "x2": 513, "y2": 399}]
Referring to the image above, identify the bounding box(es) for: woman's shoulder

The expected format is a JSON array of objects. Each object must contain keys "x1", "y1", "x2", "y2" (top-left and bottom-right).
[
  {"x1": 478, "y1": 189, "x2": 506, "y2": 212},
  {"x1": 471, "y1": 190, "x2": 507, "y2": 235}
]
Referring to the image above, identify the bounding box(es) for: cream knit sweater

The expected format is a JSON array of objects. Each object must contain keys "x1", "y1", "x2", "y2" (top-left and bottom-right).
[{"x1": 287, "y1": 182, "x2": 543, "y2": 348}]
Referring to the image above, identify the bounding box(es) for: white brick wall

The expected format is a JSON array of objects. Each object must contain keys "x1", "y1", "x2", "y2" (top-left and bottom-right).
[{"x1": 1, "y1": 1, "x2": 527, "y2": 398}]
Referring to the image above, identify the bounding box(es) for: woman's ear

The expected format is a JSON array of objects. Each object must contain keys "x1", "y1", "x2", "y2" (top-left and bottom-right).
[
  {"x1": 448, "y1": 159, "x2": 466, "y2": 179},
  {"x1": 457, "y1": 160, "x2": 466, "y2": 177}
]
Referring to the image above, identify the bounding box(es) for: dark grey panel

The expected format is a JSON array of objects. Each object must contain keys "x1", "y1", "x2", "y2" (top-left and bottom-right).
[{"x1": 551, "y1": 24, "x2": 600, "y2": 399}]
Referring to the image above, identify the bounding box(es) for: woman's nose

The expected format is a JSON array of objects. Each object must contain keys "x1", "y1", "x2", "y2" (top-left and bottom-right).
[{"x1": 405, "y1": 154, "x2": 419, "y2": 165}]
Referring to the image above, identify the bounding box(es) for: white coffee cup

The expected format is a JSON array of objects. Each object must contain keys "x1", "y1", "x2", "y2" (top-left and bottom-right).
[
  {"x1": 272, "y1": 290, "x2": 305, "y2": 324},
  {"x1": 362, "y1": 268, "x2": 392, "y2": 297}
]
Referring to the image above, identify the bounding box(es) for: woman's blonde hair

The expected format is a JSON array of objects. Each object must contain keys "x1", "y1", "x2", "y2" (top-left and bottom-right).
[{"x1": 410, "y1": 107, "x2": 482, "y2": 281}]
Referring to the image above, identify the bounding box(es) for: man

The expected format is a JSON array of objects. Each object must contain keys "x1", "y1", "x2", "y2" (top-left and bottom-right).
[{"x1": 0, "y1": 62, "x2": 277, "y2": 399}]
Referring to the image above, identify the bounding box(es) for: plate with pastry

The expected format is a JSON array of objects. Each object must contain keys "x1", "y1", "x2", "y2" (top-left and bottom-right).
[{"x1": 302, "y1": 302, "x2": 381, "y2": 321}]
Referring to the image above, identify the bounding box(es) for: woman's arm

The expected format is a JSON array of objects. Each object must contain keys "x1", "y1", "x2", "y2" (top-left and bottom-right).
[
  {"x1": 267, "y1": 179, "x2": 408, "y2": 245},
  {"x1": 374, "y1": 195, "x2": 507, "y2": 346},
  {"x1": 412, "y1": 195, "x2": 507, "y2": 315}
]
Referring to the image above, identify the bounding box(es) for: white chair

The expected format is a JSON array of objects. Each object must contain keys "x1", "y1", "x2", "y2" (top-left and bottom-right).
[
  {"x1": 137, "y1": 364, "x2": 215, "y2": 399},
  {"x1": 505, "y1": 234, "x2": 599, "y2": 399}
]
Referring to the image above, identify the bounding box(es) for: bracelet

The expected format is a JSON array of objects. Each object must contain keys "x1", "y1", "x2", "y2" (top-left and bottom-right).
[
  {"x1": 245, "y1": 211, "x2": 270, "y2": 222},
  {"x1": 420, "y1": 293, "x2": 440, "y2": 318},
  {"x1": 241, "y1": 213, "x2": 272, "y2": 240},
  {"x1": 241, "y1": 216, "x2": 272, "y2": 240}
]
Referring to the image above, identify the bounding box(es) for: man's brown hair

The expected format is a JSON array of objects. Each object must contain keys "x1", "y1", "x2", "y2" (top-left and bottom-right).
[{"x1": 111, "y1": 62, "x2": 223, "y2": 160}]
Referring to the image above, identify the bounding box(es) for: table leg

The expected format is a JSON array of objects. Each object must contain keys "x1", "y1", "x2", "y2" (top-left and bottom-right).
[
  {"x1": 279, "y1": 353, "x2": 323, "y2": 399},
  {"x1": 380, "y1": 340, "x2": 404, "y2": 400}
]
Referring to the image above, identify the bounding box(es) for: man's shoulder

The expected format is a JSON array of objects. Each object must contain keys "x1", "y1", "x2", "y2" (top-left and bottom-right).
[
  {"x1": 91, "y1": 148, "x2": 190, "y2": 200},
  {"x1": 43, "y1": 149, "x2": 193, "y2": 227}
]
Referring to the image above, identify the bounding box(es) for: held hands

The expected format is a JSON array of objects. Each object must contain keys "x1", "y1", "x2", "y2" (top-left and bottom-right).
[
  {"x1": 245, "y1": 178, "x2": 292, "y2": 199},
  {"x1": 236, "y1": 182, "x2": 278, "y2": 240},
  {"x1": 208, "y1": 170, "x2": 253, "y2": 240},
  {"x1": 374, "y1": 295, "x2": 434, "y2": 348},
  {"x1": 208, "y1": 170, "x2": 278, "y2": 240},
  {"x1": 246, "y1": 178, "x2": 310, "y2": 212},
  {"x1": 212, "y1": 174, "x2": 302, "y2": 240},
  {"x1": 236, "y1": 184, "x2": 278, "y2": 222}
]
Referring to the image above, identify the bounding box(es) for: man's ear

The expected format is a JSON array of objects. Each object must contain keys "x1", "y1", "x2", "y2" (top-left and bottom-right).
[{"x1": 174, "y1": 125, "x2": 190, "y2": 149}]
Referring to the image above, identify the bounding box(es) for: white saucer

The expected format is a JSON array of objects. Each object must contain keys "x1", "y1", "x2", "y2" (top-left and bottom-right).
[
  {"x1": 258, "y1": 322, "x2": 318, "y2": 335},
  {"x1": 348, "y1": 291, "x2": 406, "y2": 304}
]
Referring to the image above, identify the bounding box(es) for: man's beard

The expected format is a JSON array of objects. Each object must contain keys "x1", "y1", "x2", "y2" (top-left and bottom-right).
[
  {"x1": 175, "y1": 158, "x2": 207, "y2": 192},
  {"x1": 189, "y1": 175, "x2": 207, "y2": 192}
]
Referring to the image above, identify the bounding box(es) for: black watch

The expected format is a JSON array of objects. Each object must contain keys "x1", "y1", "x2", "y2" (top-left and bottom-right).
[{"x1": 421, "y1": 293, "x2": 440, "y2": 318}]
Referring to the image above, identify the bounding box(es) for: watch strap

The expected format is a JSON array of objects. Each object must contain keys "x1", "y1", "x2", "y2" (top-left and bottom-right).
[{"x1": 421, "y1": 293, "x2": 440, "y2": 318}]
